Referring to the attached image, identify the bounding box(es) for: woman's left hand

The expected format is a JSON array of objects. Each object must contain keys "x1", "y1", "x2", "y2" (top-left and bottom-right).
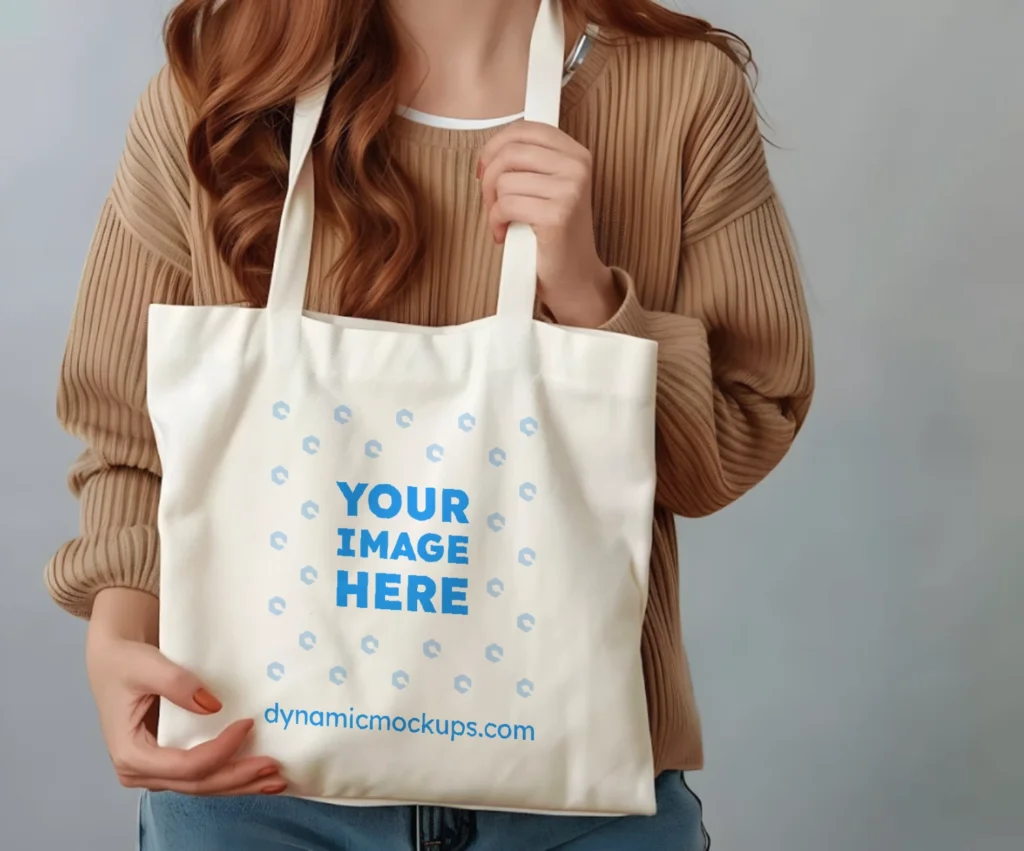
[{"x1": 478, "y1": 121, "x2": 621, "y2": 328}]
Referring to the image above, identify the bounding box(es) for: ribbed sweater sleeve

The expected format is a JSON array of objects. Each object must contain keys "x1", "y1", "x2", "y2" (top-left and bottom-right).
[
  {"x1": 46, "y1": 68, "x2": 192, "y2": 617},
  {"x1": 602, "y1": 49, "x2": 814, "y2": 517}
]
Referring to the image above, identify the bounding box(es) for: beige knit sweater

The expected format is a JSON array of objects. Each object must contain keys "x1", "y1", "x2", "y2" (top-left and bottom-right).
[{"x1": 47, "y1": 35, "x2": 813, "y2": 774}]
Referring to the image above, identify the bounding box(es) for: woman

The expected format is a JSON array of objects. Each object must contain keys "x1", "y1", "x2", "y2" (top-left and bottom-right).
[{"x1": 48, "y1": 0, "x2": 813, "y2": 847}]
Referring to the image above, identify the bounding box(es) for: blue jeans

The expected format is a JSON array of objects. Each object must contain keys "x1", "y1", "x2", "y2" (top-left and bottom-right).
[{"x1": 139, "y1": 771, "x2": 709, "y2": 850}]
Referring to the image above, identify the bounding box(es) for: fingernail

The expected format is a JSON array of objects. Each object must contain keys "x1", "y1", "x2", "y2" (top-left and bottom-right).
[
  {"x1": 192, "y1": 689, "x2": 222, "y2": 713},
  {"x1": 261, "y1": 783, "x2": 288, "y2": 795},
  {"x1": 257, "y1": 766, "x2": 278, "y2": 778}
]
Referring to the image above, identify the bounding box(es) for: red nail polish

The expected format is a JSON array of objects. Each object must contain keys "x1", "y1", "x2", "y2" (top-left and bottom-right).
[
  {"x1": 192, "y1": 688, "x2": 222, "y2": 713},
  {"x1": 261, "y1": 783, "x2": 287, "y2": 795},
  {"x1": 256, "y1": 766, "x2": 278, "y2": 779}
]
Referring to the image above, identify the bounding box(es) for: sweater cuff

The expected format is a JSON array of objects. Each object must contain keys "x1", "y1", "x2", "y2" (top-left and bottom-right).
[
  {"x1": 599, "y1": 267, "x2": 650, "y2": 339},
  {"x1": 45, "y1": 466, "x2": 161, "y2": 619}
]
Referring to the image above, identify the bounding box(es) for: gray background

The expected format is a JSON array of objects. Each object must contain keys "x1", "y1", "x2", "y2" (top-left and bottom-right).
[{"x1": 1, "y1": 0, "x2": 1021, "y2": 848}]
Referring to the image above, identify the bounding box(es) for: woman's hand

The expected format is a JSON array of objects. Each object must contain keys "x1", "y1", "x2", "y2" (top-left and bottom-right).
[
  {"x1": 86, "y1": 589, "x2": 286, "y2": 796},
  {"x1": 478, "y1": 121, "x2": 621, "y2": 328}
]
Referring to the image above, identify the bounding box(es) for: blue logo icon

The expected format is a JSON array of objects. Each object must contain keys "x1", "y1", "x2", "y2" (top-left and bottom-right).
[
  {"x1": 518, "y1": 547, "x2": 536, "y2": 567},
  {"x1": 458, "y1": 413, "x2": 476, "y2": 433},
  {"x1": 302, "y1": 435, "x2": 320, "y2": 455},
  {"x1": 268, "y1": 597, "x2": 287, "y2": 616},
  {"x1": 365, "y1": 440, "x2": 383, "y2": 459},
  {"x1": 519, "y1": 482, "x2": 537, "y2": 502},
  {"x1": 516, "y1": 678, "x2": 534, "y2": 698},
  {"x1": 334, "y1": 405, "x2": 353, "y2": 425},
  {"x1": 270, "y1": 531, "x2": 288, "y2": 551},
  {"x1": 329, "y1": 666, "x2": 347, "y2": 685},
  {"x1": 392, "y1": 670, "x2": 410, "y2": 690},
  {"x1": 485, "y1": 643, "x2": 504, "y2": 663},
  {"x1": 454, "y1": 675, "x2": 472, "y2": 694},
  {"x1": 519, "y1": 417, "x2": 539, "y2": 437},
  {"x1": 267, "y1": 662, "x2": 285, "y2": 681},
  {"x1": 423, "y1": 639, "x2": 442, "y2": 659},
  {"x1": 301, "y1": 500, "x2": 320, "y2": 520},
  {"x1": 517, "y1": 613, "x2": 536, "y2": 633},
  {"x1": 300, "y1": 565, "x2": 318, "y2": 585},
  {"x1": 272, "y1": 401, "x2": 290, "y2": 421},
  {"x1": 486, "y1": 578, "x2": 505, "y2": 598},
  {"x1": 488, "y1": 448, "x2": 507, "y2": 468},
  {"x1": 487, "y1": 513, "x2": 506, "y2": 532},
  {"x1": 426, "y1": 444, "x2": 445, "y2": 463},
  {"x1": 396, "y1": 409, "x2": 414, "y2": 429},
  {"x1": 299, "y1": 631, "x2": 317, "y2": 651},
  {"x1": 270, "y1": 466, "x2": 289, "y2": 485},
  {"x1": 361, "y1": 635, "x2": 379, "y2": 655}
]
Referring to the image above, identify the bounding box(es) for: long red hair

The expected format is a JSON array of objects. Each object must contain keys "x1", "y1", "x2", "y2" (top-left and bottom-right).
[{"x1": 164, "y1": 1, "x2": 751, "y2": 317}]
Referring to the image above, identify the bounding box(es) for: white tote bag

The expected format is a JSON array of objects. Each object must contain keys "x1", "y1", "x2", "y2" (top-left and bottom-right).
[{"x1": 150, "y1": 0, "x2": 658, "y2": 815}]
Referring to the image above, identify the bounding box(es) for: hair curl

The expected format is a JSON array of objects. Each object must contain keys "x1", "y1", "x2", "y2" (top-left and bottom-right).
[{"x1": 165, "y1": 0, "x2": 752, "y2": 317}]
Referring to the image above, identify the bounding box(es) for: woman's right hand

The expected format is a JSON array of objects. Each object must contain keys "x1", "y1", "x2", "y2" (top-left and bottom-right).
[{"x1": 86, "y1": 588, "x2": 287, "y2": 796}]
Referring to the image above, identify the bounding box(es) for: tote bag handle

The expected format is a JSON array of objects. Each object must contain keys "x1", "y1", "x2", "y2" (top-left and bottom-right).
[{"x1": 266, "y1": 0, "x2": 565, "y2": 327}]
